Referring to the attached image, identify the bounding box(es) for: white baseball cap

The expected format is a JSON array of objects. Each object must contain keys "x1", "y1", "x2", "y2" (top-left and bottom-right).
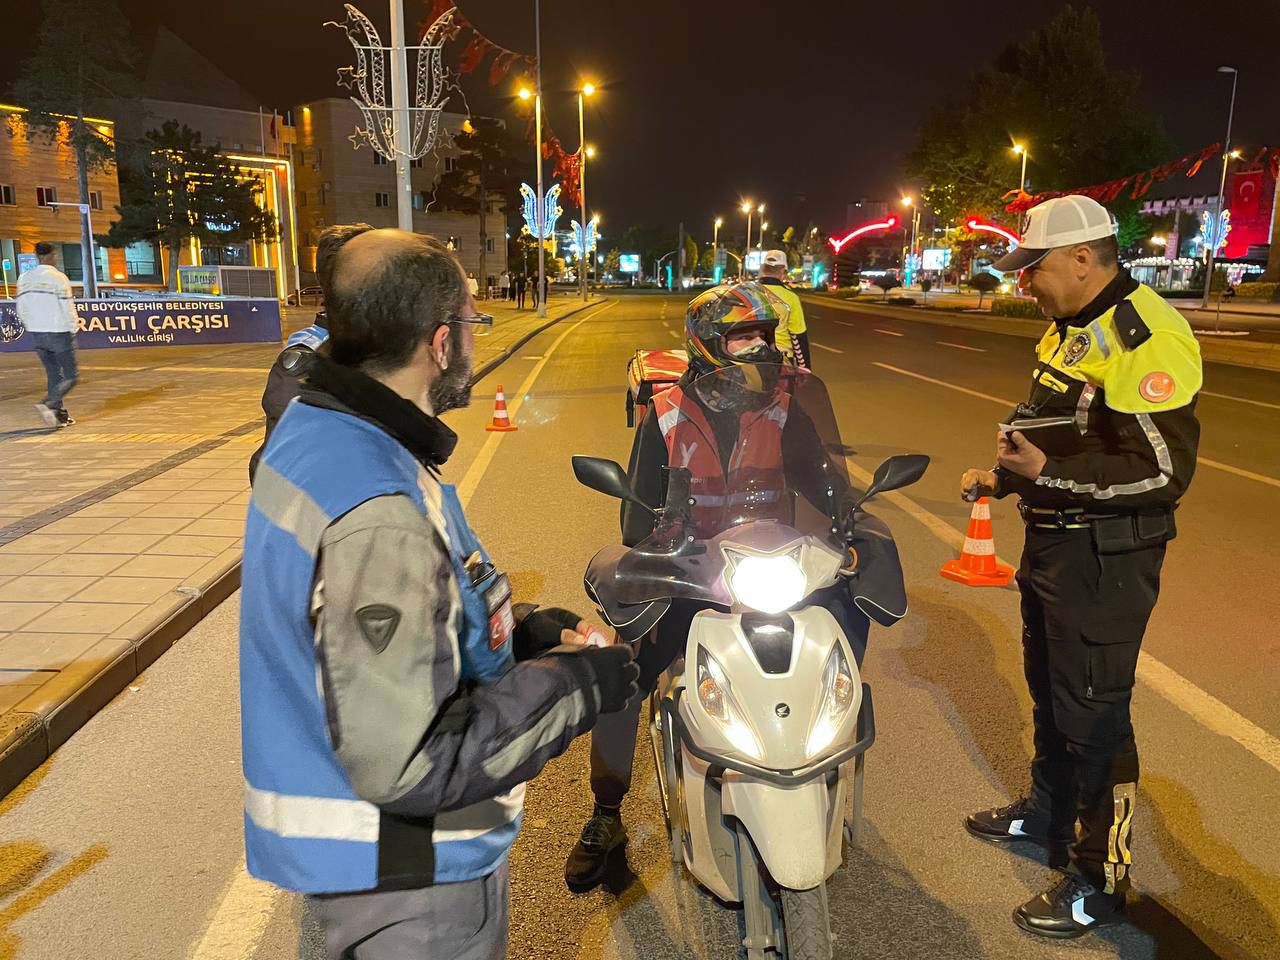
[
  {"x1": 761, "y1": 249, "x2": 788, "y2": 268},
  {"x1": 994, "y1": 195, "x2": 1118, "y2": 272}
]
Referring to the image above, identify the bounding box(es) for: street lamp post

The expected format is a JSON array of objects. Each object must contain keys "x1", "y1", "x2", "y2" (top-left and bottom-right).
[
  {"x1": 900, "y1": 197, "x2": 922, "y2": 287},
  {"x1": 1008, "y1": 142, "x2": 1029, "y2": 195},
  {"x1": 530, "y1": 1, "x2": 547, "y2": 316},
  {"x1": 577, "y1": 81, "x2": 595, "y2": 301},
  {"x1": 1203, "y1": 65, "x2": 1239, "y2": 308},
  {"x1": 756, "y1": 204, "x2": 766, "y2": 250}
]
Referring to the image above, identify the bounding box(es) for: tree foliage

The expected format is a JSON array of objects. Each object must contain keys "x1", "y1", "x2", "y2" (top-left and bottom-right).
[
  {"x1": 905, "y1": 5, "x2": 1170, "y2": 225},
  {"x1": 968, "y1": 271, "x2": 1002, "y2": 307},
  {"x1": 109, "y1": 122, "x2": 279, "y2": 290},
  {"x1": 432, "y1": 117, "x2": 523, "y2": 216}
]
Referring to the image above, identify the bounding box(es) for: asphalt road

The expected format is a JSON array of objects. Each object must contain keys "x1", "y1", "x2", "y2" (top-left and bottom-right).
[{"x1": 1, "y1": 293, "x2": 1277, "y2": 960}]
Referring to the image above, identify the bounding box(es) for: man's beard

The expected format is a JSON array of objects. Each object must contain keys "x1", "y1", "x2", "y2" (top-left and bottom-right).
[{"x1": 428, "y1": 323, "x2": 474, "y2": 413}]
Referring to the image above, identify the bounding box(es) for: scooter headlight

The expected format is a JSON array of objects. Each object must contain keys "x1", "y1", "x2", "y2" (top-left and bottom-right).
[
  {"x1": 726, "y1": 549, "x2": 806, "y2": 614},
  {"x1": 695, "y1": 646, "x2": 764, "y2": 760},
  {"x1": 805, "y1": 642, "x2": 857, "y2": 758}
]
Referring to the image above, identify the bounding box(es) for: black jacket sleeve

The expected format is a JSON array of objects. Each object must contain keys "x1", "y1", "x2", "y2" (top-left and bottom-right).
[
  {"x1": 621, "y1": 408, "x2": 669, "y2": 547},
  {"x1": 1035, "y1": 401, "x2": 1200, "y2": 508},
  {"x1": 249, "y1": 345, "x2": 315, "y2": 482}
]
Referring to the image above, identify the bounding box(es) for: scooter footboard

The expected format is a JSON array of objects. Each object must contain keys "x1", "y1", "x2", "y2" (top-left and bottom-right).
[{"x1": 721, "y1": 776, "x2": 842, "y2": 891}]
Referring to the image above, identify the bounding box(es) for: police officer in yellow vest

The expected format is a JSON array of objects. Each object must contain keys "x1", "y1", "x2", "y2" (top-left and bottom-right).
[
  {"x1": 758, "y1": 249, "x2": 810, "y2": 368},
  {"x1": 960, "y1": 195, "x2": 1201, "y2": 939}
]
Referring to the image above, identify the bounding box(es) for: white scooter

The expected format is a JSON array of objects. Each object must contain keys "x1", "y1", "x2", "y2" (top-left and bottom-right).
[{"x1": 574, "y1": 365, "x2": 928, "y2": 959}]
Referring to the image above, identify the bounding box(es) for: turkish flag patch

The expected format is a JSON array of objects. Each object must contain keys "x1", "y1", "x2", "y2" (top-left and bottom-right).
[{"x1": 1139, "y1": 371, "x2": 1175, "y2": 403}]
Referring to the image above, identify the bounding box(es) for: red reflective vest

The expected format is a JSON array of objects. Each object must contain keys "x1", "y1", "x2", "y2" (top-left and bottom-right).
[{"x1": 650, "y1": 383, "x2": 790, "y2": 536}]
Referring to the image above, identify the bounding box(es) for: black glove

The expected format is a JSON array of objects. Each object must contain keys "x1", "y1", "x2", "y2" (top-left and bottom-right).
[
  {"x1": 511, "y1": 605, "x2": 585, "y2": 661},
  {"x1": 574, "y1": 644, "x2": 640, "y2": 714}
]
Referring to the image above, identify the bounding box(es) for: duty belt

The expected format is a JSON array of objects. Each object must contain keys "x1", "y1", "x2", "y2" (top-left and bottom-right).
[{"x1": 1017, "y1": 504, "x2": 1118, "y2": 530}]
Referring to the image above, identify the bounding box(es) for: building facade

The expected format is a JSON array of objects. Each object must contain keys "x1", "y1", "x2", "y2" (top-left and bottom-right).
[
  {"x1": 294, "y1": 98, "x2": 507, "y2": 289},
  {"x1": 0, "y1": 104, "x2": 123, "y2": 291}
]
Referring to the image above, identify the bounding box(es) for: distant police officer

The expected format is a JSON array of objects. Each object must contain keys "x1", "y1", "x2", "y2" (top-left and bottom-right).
[
  {"x1": 758, "y1": 249, "x2": 811, "y2": 368},
  {"x1": 960, "y1": 195, "x2": 1202, "y2": 939},
  {"x1": 249, "y1": 223, "x2": 372, "y2": 482}
]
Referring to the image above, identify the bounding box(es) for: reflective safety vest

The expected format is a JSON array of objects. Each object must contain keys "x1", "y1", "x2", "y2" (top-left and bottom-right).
[
  {"x1": 650, "y1": 383, "x2": 789, "y2": 535},
  {"x1": 240, "y1": 401, "x2": 518, "y2": 894}
]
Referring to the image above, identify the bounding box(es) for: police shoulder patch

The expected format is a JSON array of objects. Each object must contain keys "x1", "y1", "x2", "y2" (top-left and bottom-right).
[
  {"x1": 1113, "y1": 300, "x2": 1151, "y2": 351},
  {"x1": 1063, "y1": 332, "x2": 1091, "y2": 366}
]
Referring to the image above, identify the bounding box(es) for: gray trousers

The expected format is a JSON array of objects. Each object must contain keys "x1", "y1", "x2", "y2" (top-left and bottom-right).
[{"x1": 307, "y1": 860, "x2": 509, "y2": 960}]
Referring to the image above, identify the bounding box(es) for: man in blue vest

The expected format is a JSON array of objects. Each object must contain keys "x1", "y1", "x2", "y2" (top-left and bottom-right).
[{"x1": 240, "y1": 225, "x2": 639, "y2": 959}]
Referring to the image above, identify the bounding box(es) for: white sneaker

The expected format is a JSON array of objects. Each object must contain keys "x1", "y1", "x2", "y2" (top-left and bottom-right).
[{"x1": 34, "y1": 403, "x2": 58, "y2": 427}]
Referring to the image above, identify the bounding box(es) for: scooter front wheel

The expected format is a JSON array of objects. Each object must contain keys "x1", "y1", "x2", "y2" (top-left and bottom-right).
[{"x1": 779, "y1": 885, "x2": 833, "y2": 960}]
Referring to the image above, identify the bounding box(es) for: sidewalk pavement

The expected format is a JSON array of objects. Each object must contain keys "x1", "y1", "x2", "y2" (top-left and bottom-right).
[
  {"x1": 805, "y1": 293, "x2": 1280, "y2": 371},
  {"x1": 0, "y1": 293, "x2": 602, "y2": 797}
]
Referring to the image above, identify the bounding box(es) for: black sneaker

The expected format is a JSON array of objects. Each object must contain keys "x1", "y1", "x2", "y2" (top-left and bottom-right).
[
  {"x1": 564, "y1": 809, "x2": 626, "y2": 892},
  {"x1": 56, "y1": 411, "x2": 75, "y2": 428},
  {"x1": 1014, "y1": 872, "x2": 1125, "y2": 939},
  {"x1": 965, "y1": 797, "x2": 1072, "y2": 846}
]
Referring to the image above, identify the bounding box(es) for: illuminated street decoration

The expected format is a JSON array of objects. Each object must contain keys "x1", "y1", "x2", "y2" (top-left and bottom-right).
[
  {"x1": 1196, "y1": 209, "x2": 1231, "y2": 255},
  {"x1": 570, "y1": 219, "x2": 599, "y2": 258},
  {"x1": 521, "y1": 181, "x2": 562, "y2": 240},
  {"x1": 965, "y1": 218, "x2": 1021, "y2": 247},
  {"x1": 828, "y1": 216, "x2": 899, "y2": 254},
  {"x1": 328, "y1": 3, "x2": 453, "y2": 161}
]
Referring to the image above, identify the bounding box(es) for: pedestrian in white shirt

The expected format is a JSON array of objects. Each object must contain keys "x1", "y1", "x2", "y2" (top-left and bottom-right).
[{"x1": 16, "y1": 242, "x2": 79, "y2": 427}]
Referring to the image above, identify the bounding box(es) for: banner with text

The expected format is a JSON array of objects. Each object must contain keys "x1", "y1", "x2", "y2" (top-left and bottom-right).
[{"x1": 0, "y1": 298, "x2": 282, "y2": 352}]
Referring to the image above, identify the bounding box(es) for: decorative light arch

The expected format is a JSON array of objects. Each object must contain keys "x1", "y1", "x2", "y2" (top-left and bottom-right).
[
  {"x1": 965, "y1": 218, "x2": 1021, "y2": 247},
  {"x1": 828, "y1": 216, "x2": 899, "y2": 254}
]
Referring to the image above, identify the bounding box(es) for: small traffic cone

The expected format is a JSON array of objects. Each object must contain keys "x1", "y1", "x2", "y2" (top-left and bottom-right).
[
  {"x1": 485, "y1": 385, "x2": 518, "y2": 432},
  {"x1": 940, "y1": 497, "x2": 1014, "y2": 587}
]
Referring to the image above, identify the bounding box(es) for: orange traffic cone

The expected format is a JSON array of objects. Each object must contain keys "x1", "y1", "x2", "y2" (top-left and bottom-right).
[
  {"x1": 485, "y1": 385, "x2": 518, "y2": 432},
  {"x1": 940, "y1": 497, "x2": 1014, "y2": 587}
]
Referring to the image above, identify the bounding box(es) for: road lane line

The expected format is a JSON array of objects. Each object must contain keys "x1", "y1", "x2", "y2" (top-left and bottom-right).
[
  {"x1": 872, "y1": 361, "x2": 1016, "y2": 406},
  {"x1": 188, "y1": 301, "x2": 615, "y2": 960},
  {"x1": 937, "y1": 341, "x2": 987, "y2": 353},
  {"x1": 188, "y1": 864, "x2": 277, "y2": 960},
  {"x1": 874, "y1": 329, "x2": 905, "y2": 337},
  {"x1": 873, "y1": 361, "x2": 1280, "y2": 490},
  {"x1": 812, "y1": 342, "x2": 844, "y2": 354},
  {"x1": 1196, "y1": 457, "x2": 1280, "y2": 490},
  {"x1": 1201, "y1": 390, "x2": 1280, "y2": 411},
  {"x1": 842, "y1": 460, "x2": 1280, "y2": 777},
  {"x1": 835, "y1": 320, "x2": 857, "y2": 328},
  {"x1": 456, "y1": 302, "x2": 615, "y2": 509}
]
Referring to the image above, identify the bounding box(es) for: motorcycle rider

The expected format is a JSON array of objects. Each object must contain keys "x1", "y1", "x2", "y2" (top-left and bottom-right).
[{"x1": 564, "y1": 282, "x2": 864, "y2": 892}]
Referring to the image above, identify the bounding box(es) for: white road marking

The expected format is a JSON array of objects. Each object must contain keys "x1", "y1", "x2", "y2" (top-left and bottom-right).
[
  {"x1": 188, "y1": 865, "x2": 278, "y2": 960},
  {"x1": 834, "y1": 320, "x2": 857, "y2": 328},
  {"x1": 937, "y1": 341, "x2": 986, "y2": 353},
  {"x1": 812, "y1": 342, "x2": 844, "y2": 354},
  {"x1": 874, "y1": 328, "x2": 905, "y2": 337},
  {"x1": 1196, "y1": 457, "x2": 1280, "y2": 490},
  {"x1": 187, "y1": 301, "x2": 615, "y2": 960},
  {"x1": 521, "y1": 355, "x2": 545, "y2": 360},
  {"x1": 1200, "y1": 390, "x2": 1280, "y2": 411},
  {"x1": 667, "y1": 330, "x2": 680, "y2": 339},
  {"x1": 872, "y1": 361, "x2": 1280, "y2": 490},
  {"x1": 843, "y1": 459, "x2": 1280, "y2": 778}
]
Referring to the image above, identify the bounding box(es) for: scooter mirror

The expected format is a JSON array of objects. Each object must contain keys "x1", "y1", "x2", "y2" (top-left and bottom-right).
[
  {"x1": 571, "y1": 456, "x2": 658, "y2": 515},
  {"x1": 856, "y1": 454, "x2": 930, "y2": 507}
]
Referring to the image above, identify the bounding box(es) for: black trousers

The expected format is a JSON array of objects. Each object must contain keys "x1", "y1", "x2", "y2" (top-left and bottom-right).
[
  {"x1": 589, "y1": 587, "x2": 868, "y2": 810},
  {"x1": 1017, "y1": 525, "x2": 1165, "y2": 895}
]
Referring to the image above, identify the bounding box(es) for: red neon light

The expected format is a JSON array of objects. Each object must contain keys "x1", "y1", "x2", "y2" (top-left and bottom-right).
[
  {"x1": 966, "y1": 218, "x2": 1020, "y2": 246},
  {"x1": 828, "y1": 216, "x2": 899, "y2": 254}
]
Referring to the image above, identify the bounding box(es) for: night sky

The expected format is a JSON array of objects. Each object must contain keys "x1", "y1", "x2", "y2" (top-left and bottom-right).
[{"x1": 5, "y1": 0, "x2": 1280, "y2": 243}]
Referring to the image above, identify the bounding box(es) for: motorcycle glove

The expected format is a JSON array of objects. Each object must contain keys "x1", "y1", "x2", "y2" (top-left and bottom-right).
[
  {"x1": 551, "y1": 644, "x2": 640, "y2": 715},
  {"x1": 511, "y1": 604, "x2": 588, "y2": 661}
]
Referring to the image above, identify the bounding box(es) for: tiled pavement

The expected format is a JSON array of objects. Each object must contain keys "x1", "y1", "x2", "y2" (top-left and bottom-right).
[{"x1": 0, "y1": 293, "x2": 601, "y2": 795}]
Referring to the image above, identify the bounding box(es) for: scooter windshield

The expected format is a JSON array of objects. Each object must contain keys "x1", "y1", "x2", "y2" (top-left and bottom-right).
[{"x1": 612, "y1": 364, "x2": 851, "y2": 607}]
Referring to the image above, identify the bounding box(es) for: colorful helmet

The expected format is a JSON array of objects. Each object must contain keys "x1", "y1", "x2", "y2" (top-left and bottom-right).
[{"x1": 685, "y1": 282, "x2": 787, "y2": 372}]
